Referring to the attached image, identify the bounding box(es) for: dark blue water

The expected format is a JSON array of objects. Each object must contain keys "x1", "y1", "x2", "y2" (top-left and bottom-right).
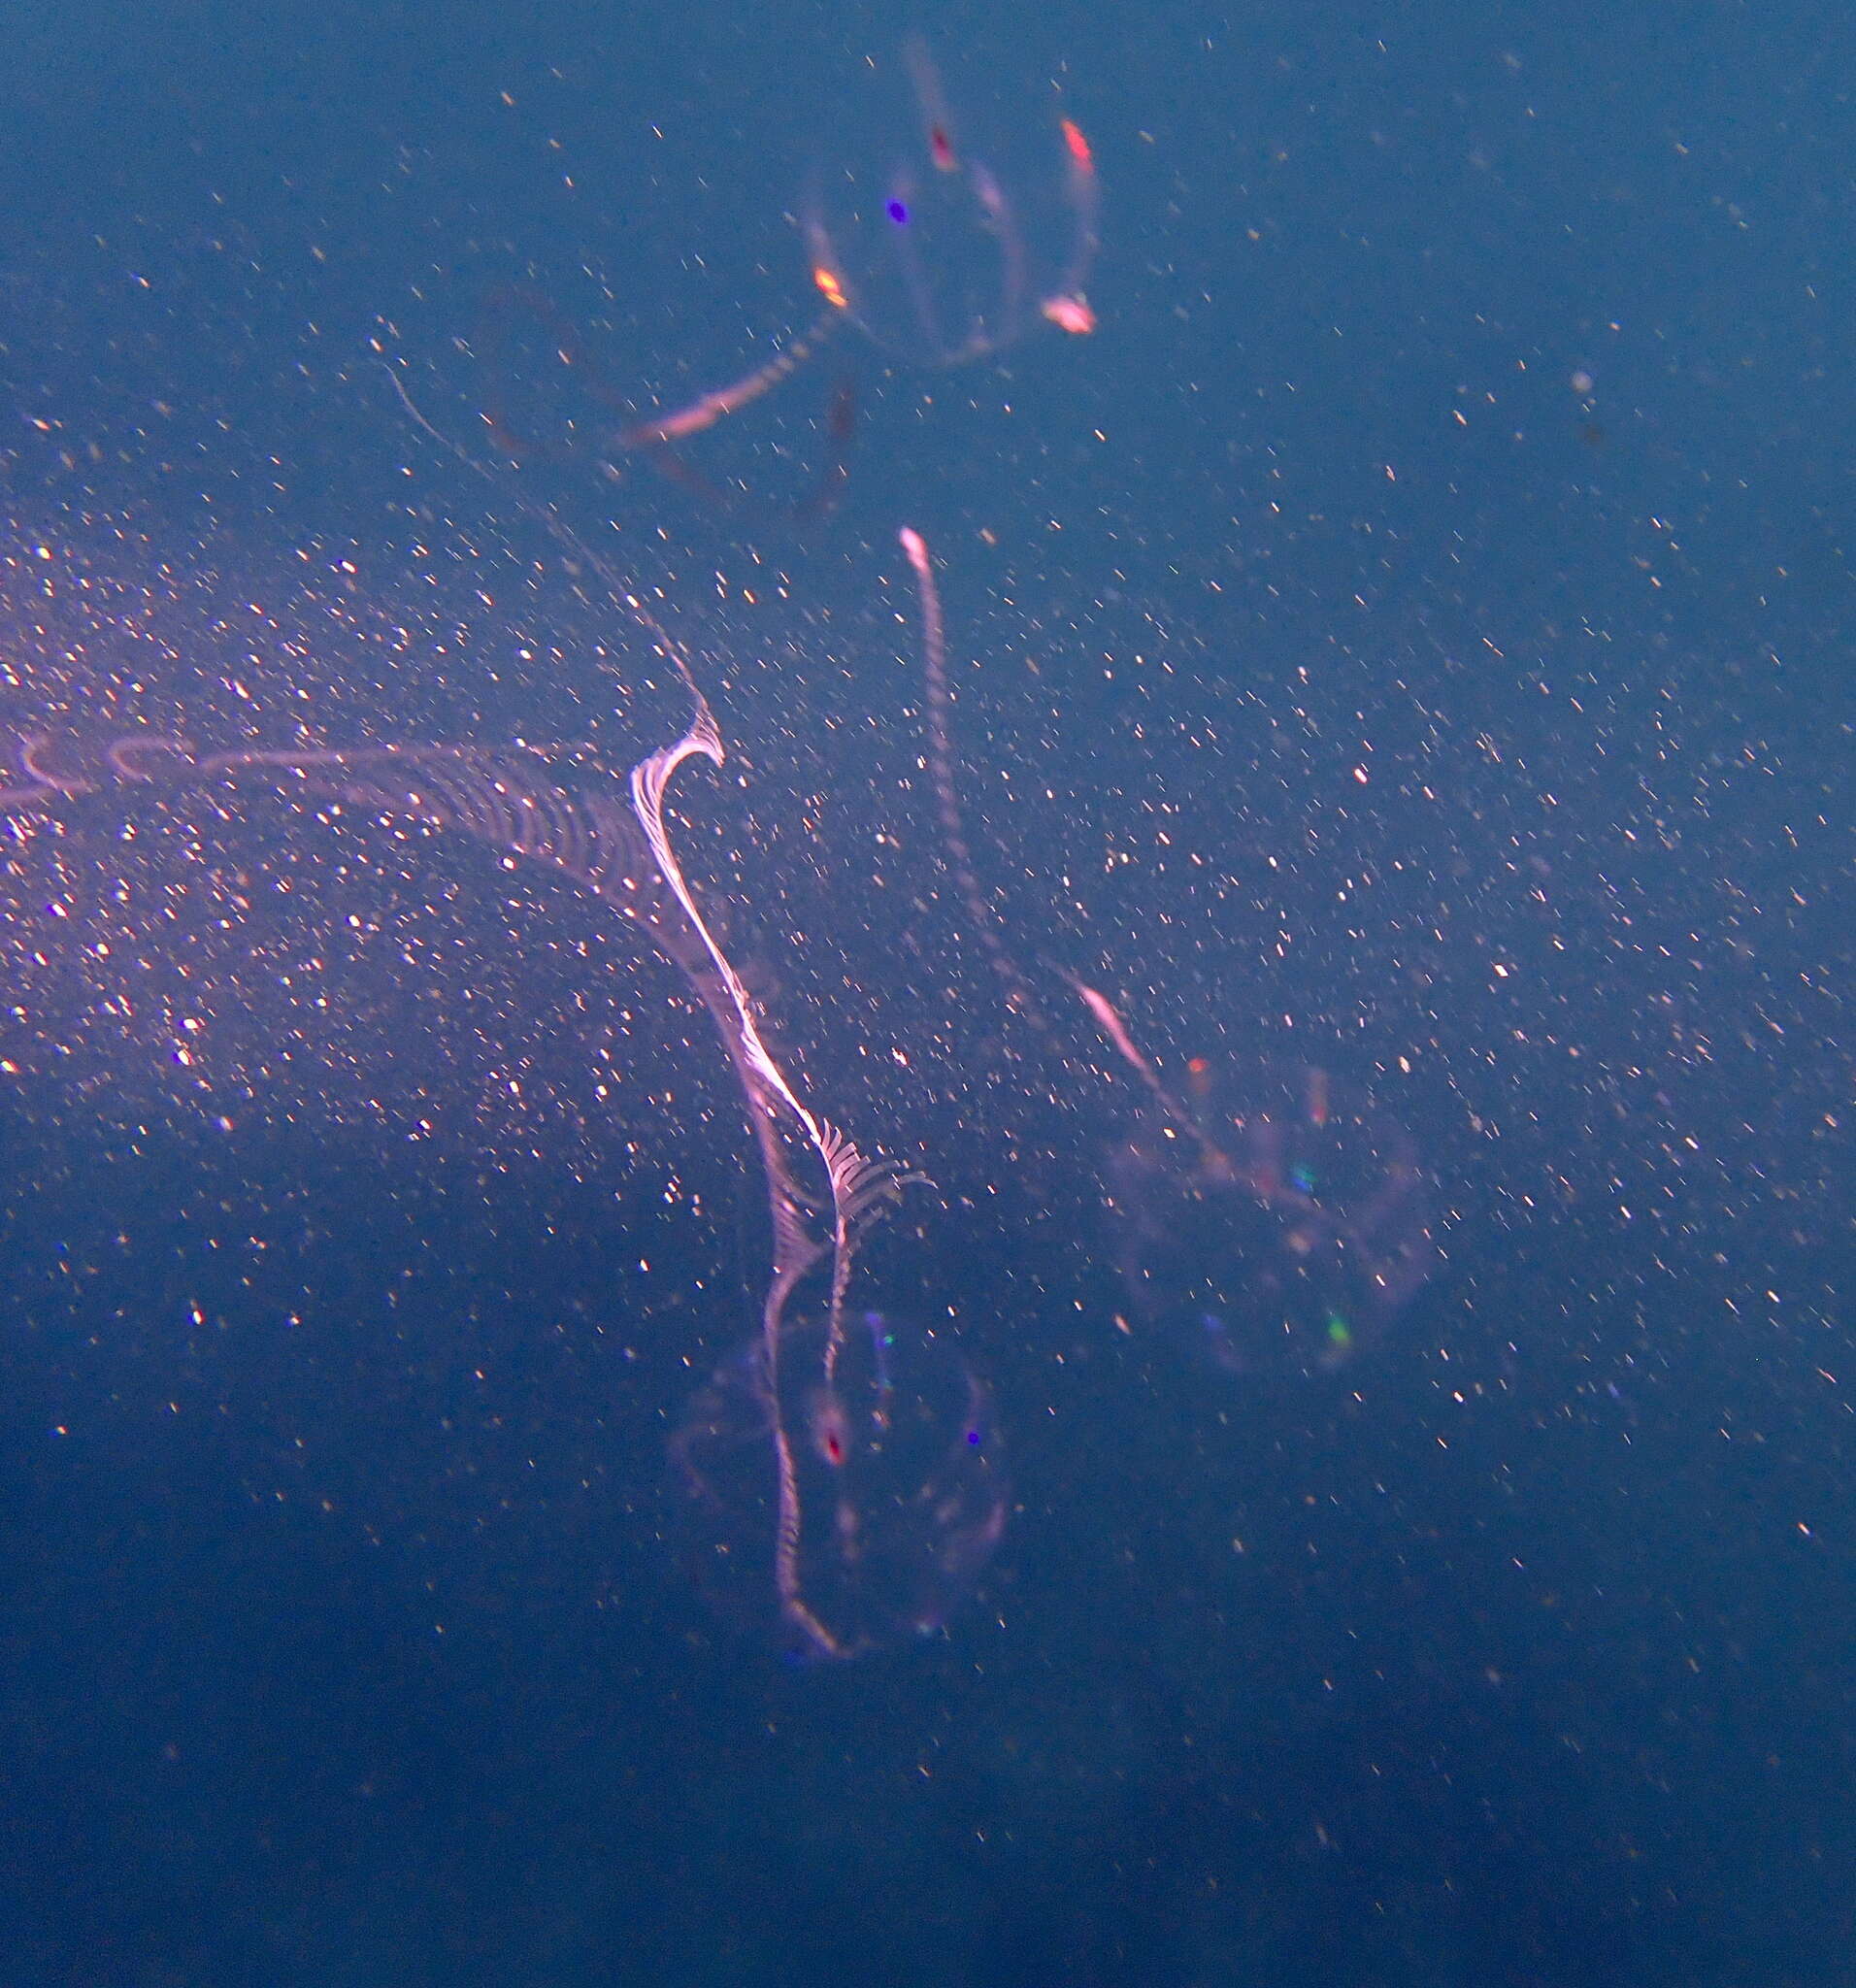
[{"x1": 0, "y1": 1, "x2": 1849, "y2": 1981}]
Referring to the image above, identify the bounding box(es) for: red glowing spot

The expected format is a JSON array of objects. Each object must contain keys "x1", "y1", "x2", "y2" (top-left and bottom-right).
[
  {"x1": 928, "y1": 122, "x2": 956, "y2": 173},
  {"x1": 814, "y1": 1396, "x2": 849, "y2": 1468},
  {"x1": 1060, "y1": 118, "x2": 1094, "y2": 174},
  {"x1": 1041, "y1": 292, "x2": 1096, "y2": 336}
]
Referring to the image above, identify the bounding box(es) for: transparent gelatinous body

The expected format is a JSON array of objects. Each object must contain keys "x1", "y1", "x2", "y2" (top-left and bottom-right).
[
  {"x1": 0, "y1": 690, "x2": 940, "y2": 1662},
  {"x1": 799, "y1": 35, "x2": 1098, "y2": 371},
  {"x1": 1110, "y1": 1064, "x2": 1435, "y2": 1380},
  {"x1": 672, "y1": 1310, "x2": 1007, "y2": 1659}
]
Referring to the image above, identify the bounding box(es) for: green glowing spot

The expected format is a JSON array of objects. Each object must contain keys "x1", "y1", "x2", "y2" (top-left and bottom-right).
[{"x1": 1324, "y1": 1312, "x2": 1353, "y2": 1349}]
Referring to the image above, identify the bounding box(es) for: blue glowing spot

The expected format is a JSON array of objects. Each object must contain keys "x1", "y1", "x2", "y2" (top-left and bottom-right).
[
  {"x1": 885, "y1": 198, "x2": 911, "y2": 227},
  {"x1": 1290, "y1": 1161, "x2": 1317, "y2": 1193},
  {"x1": 966, "y1": 1427, "x2": 983, "y2": 1446}
]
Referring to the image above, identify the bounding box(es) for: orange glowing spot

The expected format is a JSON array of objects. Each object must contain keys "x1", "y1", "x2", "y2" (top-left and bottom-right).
[
  {"x1": 1042, "y1": 292, "x2": 1096, "y2": 336},
  {"x1": 812, "y1": 264, "x2": 849, "y2": 312}
]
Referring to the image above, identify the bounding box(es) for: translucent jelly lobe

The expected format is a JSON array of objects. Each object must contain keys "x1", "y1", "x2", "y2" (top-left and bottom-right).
[
  {"x1": 1110, "y1": 1063, "x2": 1435, "y2": 1382},
  {"x1": 672, "y1": 1311, "x2": 1007, "y2": 1660}
]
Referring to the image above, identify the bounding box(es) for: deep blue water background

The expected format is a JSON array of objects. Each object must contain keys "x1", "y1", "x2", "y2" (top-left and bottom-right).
[{"x1": 0, "y1": 1, "x2": 1850, "y2": 1981}]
